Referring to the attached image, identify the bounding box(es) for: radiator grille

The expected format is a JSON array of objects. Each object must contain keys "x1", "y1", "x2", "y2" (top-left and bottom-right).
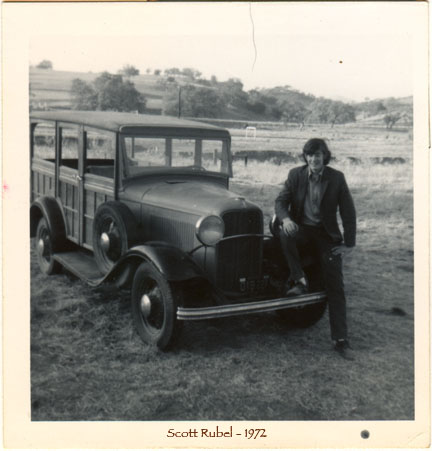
[{"x1": 217, "y1": 209, "x2": 263, "y2": 293}]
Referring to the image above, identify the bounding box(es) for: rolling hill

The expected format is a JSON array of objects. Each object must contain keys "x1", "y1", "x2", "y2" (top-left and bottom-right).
[{"x1": 29, "y1": 67, "x2": 412, "y2": 126}]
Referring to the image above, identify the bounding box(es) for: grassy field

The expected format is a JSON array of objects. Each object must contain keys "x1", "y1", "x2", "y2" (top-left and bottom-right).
[{"x1": 31, "y1": 125, "x2": 414, "y2": 421}]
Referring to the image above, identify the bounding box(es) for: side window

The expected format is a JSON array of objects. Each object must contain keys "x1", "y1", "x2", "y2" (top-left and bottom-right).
[
  {"x1": 202, "y1": 140, "x2": 223, "y2": 172},
  {"x1": 60, "y1": 126, "x2": 79, "y2": 170},
  {"x1": 172, "y1": 139, "x2": 195, "y2": 167},
  {"x1": 85, "y1": 129, "x2": 116, "y2": 178},
  {"x1": 123, "y1": 137, "x2": 166, "y2": 174},
  {"x1": 33, "y1": 122, "x2": 55, "y2": 161}
]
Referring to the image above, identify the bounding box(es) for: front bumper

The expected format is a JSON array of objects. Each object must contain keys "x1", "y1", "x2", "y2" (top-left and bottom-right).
[{"x1": 177, "y1": 291, "x2": 326, "y2": 320}]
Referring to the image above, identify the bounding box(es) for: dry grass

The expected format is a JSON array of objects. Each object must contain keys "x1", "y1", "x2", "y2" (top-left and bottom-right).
[{"x1": 31, "y1": 125, "x2": 414, "y2": 421}]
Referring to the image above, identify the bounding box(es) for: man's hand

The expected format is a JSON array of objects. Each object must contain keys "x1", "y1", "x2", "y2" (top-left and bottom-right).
[
  {"x1": 331, "y1": 244, "x2": 354, "y2": 256},
  {"x1": 281, "y1": 218, "x2": 298, "y2": 236}
]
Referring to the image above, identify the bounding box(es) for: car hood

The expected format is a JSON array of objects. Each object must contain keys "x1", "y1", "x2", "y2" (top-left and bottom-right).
[{"x1": 123, "y1": 177, "x2": 256, "y2": 216}]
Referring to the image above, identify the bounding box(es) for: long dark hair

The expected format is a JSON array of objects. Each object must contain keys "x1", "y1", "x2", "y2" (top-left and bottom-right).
[{"x1": 302, "y1": 138, "x2": 331, "y2": 165}]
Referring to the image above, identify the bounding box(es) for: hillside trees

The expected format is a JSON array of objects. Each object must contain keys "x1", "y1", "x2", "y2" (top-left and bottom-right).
[
  {"x1": 383, "y1": 113, "x2": 402, "y2": 129},
  {"x1": 355, "y1": 100, "x2": 387, "y2": 117},
  {"x1": 71, "y1": 72, "x2": 146, "y2": 112},
  {"x1": 118, "y1": 64, "x2": 140, "y2": 77},
  {"x1": 307, "y1": 98, "x2": 356, "y2": 126},
  {"x1": 164, "y1": 67, "x2": 202, "y2": 80},
  {"x1": 36, "y1": 60, "x2": 53, "y2": 69},
  {"x1": 70, "y1": 79, "x2": 98, "y2": 110},
  {"x1": 182, "y1": 68, "x2": 202, "y2": 80},
  {"x1": 220, "y1": 78, "x2": 248, "y2": 108},
  {"x1": 280, "y1": 101, "x2": 309, "y2": 126},
  {"x1": 163, "y1": 85, "x2": 224, "y2": 118}
]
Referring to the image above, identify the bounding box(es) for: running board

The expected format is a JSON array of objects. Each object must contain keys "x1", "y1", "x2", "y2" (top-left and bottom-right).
[
  {"x1": 53, "y1": 251, "x2": 105, "y2": 286},
  {"x1": 177, "y1": 292, "x2": 327, "y2": 320}
]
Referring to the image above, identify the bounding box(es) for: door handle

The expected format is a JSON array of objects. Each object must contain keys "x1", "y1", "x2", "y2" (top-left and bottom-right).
[{"x1": 76, "y1": 175, "x2": 83, "y2": 181}]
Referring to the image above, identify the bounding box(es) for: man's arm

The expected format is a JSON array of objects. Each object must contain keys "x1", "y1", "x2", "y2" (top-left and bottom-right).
[
  {"x1": 338, "y1": 173, "x2": 356, "y2": 248},
  {"x1": 275, "y1": 169, "x2": 295, "y2": 221},
  {"x1": 275, "y1": 170, "x2": 299, "y2": 236}
]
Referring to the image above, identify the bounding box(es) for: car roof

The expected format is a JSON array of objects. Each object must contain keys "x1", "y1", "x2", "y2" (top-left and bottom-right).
[{"x1": 30, "y1": 110, "x2": 230, "y2": 137}]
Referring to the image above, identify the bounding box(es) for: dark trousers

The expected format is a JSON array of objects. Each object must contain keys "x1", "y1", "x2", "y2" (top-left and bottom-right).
[{"x1": 279, "y1": 224, "x2": 347, "y2": 341}]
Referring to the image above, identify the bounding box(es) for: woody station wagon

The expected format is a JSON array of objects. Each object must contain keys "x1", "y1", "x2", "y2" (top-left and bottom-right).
[{"x1": 30, "y1": 111, "x2": 326, "y2": 349}]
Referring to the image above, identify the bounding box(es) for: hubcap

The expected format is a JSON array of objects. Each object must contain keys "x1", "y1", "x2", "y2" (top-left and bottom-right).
[
  {"x1": 37, "y1": 238, "x2": 45, "y2": 254},
  {"x1": 100, "y1": 232, "x2": 110, "y2": 252},
  {"x1": 140, "y1": 294, "x2": 152, "y2": 318}
]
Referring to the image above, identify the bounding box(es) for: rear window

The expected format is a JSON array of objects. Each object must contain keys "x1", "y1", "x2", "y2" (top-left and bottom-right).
[
  {"x1": 60, "y1": 126, "x2": 79, "y2": 170},
  {"x1": 33, "y1": 122, "x2": 55, "y2": 161}
]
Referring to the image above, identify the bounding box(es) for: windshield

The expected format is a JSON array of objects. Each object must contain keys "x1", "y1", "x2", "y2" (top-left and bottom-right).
[{"x1": 121, "y1": 135, "x2": 231, "y2": 177}]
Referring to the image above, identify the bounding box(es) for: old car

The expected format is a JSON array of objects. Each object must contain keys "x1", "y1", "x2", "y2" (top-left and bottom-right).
[{"x1": 30, "y1": 111, "x2": 326, "y2": 349}]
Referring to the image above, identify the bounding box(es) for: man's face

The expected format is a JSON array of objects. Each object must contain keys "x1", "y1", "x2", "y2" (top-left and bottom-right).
[{"x1": 306, "y1": 150, "x2": 324, "y2": 173}]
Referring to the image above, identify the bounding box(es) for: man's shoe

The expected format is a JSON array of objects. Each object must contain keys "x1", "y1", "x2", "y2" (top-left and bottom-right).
[
  {"x1": 285, "y1": 280, "x2": 308, "y2": 297},
  {"x1": 334, "y1": 339, "x2": 355, "y2": 361}
]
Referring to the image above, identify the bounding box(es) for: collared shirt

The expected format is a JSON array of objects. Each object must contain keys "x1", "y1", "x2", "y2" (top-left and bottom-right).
[{"x1": 302, "y1": 167, "x2": 323, "y2": 226}]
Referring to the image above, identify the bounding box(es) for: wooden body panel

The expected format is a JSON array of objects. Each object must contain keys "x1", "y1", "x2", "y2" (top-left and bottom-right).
[
  {"x1": 58, "y1": 166, "x2": 79, "y2": 242},
  {"x1": 83, "y1": 174, "x2": 115, "y2": 249},
  {"x1": 31, "y1": 159, "x2": 55, "y2": 202}
]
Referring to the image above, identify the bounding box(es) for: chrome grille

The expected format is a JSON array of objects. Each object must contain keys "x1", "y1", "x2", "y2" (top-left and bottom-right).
[{"x1": 217, "y1": 209, "x2": 263, "y2": 294}]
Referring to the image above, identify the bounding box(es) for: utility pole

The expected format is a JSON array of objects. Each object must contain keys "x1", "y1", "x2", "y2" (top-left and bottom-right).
[{"x1": 178, "y1": 86, "x2": 182, "y2": 118}]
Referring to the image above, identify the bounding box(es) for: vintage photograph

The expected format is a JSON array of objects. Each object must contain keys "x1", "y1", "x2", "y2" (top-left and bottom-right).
[{"x1": 2, "y1": 1, "x2": 429, "y2": 448}]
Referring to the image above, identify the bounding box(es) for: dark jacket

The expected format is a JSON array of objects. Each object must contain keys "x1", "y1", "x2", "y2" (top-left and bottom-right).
[{"x1": 275, "y1": 165, "x2": 356, "y2": 247}]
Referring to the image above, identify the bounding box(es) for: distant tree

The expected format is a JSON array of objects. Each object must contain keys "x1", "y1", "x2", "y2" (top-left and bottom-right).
[
  {"x1": 307, "y1": 98, "x2": 355, "y2": 126},
  {"x1": 375, "y1": 102, "x2": 387, "y2": 114},
  {"x1": 327, "y1": 101, "x2": 356, "y2": 126},
  {"x1": 164, "y1": 85, "x2": 224, "y2": 118},
  {"x1": 164, "y1": 68, "x2": 182, "y2": 76},
  {"x1": 154, "y1": 69, "x2": 161, "y2": 76},
  {"x1": 119, "y1": 64, "x2": 140, "y2": 77},
  {"x1": 36, "y1": 60, "x2": 53, "y2": 69},
  {"x1": 71, "y1": 79, "x2": 98, "y2": 110},
  {"x1": 210, "y1": 75, "x2": 218, "y2": 85},
  {"x1": 355, "y1": 100, "x2": 387, "y2": 117},
  {"x1": 196, "y1": 78, "x2": 212, "y2": 87},
  {"x1": 220, "y1": 78, "x2": 247, "y2": 107},
  {"x1": 146, "y1": 68, "x2": 151, "y2": 74},
  {"x1": 281, "y1": 101, "x2": 309, "y2": 126},
  {"x1": 71, "y1": 72, "x2": 146, "y2": 112},
  {"x1": 182, "y1": 68, "x2": 202, "y2": 79},
  {"x1": 246, "y1": 101, "x2": 266, "y2": 115},
  {"x1": 383, "y1": 113, "x2": 401, "y2": 129}
]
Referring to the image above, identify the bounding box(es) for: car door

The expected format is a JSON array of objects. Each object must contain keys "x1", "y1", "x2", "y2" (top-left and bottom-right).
[
  {"x1": 57, "y1": 122, "x2": 84, "y2": 244},
  {"x1": 81, "y1": 127, "x2": 116, "y2": 250}
]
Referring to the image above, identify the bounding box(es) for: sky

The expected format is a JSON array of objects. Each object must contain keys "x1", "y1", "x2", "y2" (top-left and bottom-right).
[{"x1": 28, "y1": 2, "x2": 418, "y2": 102}]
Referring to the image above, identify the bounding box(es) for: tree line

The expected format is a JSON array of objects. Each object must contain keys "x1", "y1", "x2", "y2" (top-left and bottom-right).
[{"x1": 66, "y1": 63, "x2": 410, "y2": 127}]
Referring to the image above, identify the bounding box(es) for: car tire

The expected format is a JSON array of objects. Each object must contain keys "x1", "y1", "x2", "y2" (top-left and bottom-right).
[
  {"x1": 35, "y1": 217, "x2": 61, "y2": 275},
  {"x1": 277, "y1": 300, "x2": 327, "y2": 328},
  {"x1": 131, "y1": 262, "x2": 183, "y2": 350},
  {"x1": 93, "y1": 202, "x2": 137, "y2": 274}
]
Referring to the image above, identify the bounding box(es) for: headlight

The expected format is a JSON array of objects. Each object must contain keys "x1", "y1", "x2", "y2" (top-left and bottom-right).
[{"x1": 196, "y1": 215, "x2": 225, "y2": 246}]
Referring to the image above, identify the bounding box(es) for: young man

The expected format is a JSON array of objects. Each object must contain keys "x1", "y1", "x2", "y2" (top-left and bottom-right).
[{"x1": 275, "y1": 138, "x2": 356, "y2": 359}]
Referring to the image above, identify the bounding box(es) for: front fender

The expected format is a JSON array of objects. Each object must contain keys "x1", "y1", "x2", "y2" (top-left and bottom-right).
[
  {"x1": 125, "y1": 242, "x2": 205, "y2": 281},
  {"x1": 103, "y1": 241, "x2": 206, "y2": 288}
]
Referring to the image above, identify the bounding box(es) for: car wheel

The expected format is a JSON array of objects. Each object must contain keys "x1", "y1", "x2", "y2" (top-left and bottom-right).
[
  {"x1": 35, "y1": 217, "x2": 61, "y2": 275},
  {"x1": 277, "y1": 300, "x2": 327, "y2": 328},
  {"x1": 93, "y1": 202, "x2": 136, "y2": 273},
  {"x1": 131, "y1": 262, "x2": 182, "y2": 350}
]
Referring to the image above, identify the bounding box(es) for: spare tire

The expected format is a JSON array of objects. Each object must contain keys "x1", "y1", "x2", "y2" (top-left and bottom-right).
[{"x1": 93, "y1": 202, "x2": 138, "y2": 273}]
